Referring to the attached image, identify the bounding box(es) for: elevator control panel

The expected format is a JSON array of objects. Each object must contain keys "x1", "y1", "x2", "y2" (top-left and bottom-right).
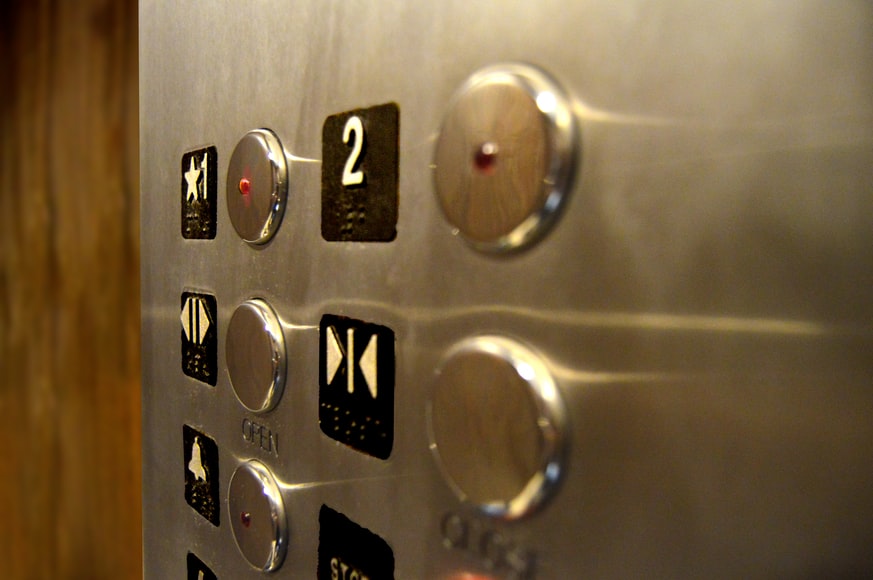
[{"x1": 142, "y1": 2, "x2": 873, "y2": 578}]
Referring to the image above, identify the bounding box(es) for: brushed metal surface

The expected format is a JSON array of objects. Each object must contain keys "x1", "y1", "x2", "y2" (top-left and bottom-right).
[{"x1": 142, "y1": 1, "x2": 873, "y2": 578}]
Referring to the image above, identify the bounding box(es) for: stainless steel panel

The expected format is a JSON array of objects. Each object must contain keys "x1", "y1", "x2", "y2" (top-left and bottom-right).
[{"x1": 141, "y1": 1, "x2": 873, "y2": 577}]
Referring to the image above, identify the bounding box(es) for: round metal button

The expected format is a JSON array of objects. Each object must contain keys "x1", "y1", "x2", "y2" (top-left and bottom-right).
[
  {"x1": 229, "y1": 460, "x2": 288, "y2": 572},
  {"x1": 433, "y1": 64, "x2": 578, "y2": 252},
  {"x1": 226, "y1": 299, "x2": 286, "y2": 413},
  {"x1": 428, "y1": 336, "x2": 567, "y2": 520},
  {"x1": 226, "y1": 129, "x2": 288, "y2": 244}
]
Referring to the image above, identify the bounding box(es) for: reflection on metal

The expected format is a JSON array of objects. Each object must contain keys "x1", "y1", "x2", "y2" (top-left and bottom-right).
[{"x1": 306, "y1": 299, "x2": 848, "y2": 337}]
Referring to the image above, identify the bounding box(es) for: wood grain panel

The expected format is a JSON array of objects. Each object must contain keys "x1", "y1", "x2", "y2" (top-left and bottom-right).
[{"x1": 0, "y1": 1, "x2": 141, "y2": 577}]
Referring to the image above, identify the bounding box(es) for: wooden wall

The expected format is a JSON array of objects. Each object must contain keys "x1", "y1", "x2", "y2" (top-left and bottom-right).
[{"x1": 0, "y1": 1, "x2": 141, "y2": 577}]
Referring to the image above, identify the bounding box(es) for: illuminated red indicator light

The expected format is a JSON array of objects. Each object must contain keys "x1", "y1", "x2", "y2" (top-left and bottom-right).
[
  {"x1": 240, "y1": 511, "x2": 252, "y2": 528},
  {"x1": 238, "y1": 177, "x2": 252, "y2": 196},
  {"x1": 473, "y1": 142, "x2": 498, "y2": 175}
]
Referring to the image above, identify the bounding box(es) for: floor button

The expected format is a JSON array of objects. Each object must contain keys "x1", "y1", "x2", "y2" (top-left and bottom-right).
[
  {"x1": 228, "y1": 460, "x2": 288, "y2": 572},
  {"x1": 226, "y1": 129, "x2": 288, "y2": 245},
  {"x1": 227, "y1": 299, "x2": 286, "y2": 413},
  {"x1": 433, "y1": 64, "x2": 578, "y2": 252},
  {"x1": 429, "y1": 336, "x2": 567, "y2": 519}
]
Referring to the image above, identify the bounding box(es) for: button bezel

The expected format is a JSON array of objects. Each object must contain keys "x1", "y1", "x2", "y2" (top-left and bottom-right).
[
  {"x1": 427, "y1": 335, "x2": 568, "y2": 520},
  {"x1": 226, "y1": 128, "x2": 289, "y2": 245},
  {"x1": 226, "y1": 298, "x2": 286, "y2": 414},
  {"x1": 433, "y1": 63, "x2": 579, "y2": 253},
  {"x1": 228, "y1": 459, "x2": 288, "y2": 572}
]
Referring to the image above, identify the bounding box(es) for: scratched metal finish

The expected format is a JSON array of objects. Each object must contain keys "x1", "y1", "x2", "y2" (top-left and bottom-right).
[{"x1": 141, "y1": 1, "x2": 873, "y2": 578}]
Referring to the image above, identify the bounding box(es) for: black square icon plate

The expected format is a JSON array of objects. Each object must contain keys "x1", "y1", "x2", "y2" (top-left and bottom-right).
[
  {"x1": 321, "y1": 103, "x2": 399, "y2": 242},
  {"x1": 318, "y1": 505, "x2": 394, "y2": 580},
  {"x1": 183, "y1": 425, "x2": 220, "y2": 526},
  {"x1": 181, "y1": 291, "x2": 217, "y2": 386},
  {"x1": 181, "y1": 146, "x2": 217, "y2": 239},
  {"x1": 319, "y1": 314, "x2": 394, "y2": 459},
  {"x1": 187, "y1": 552, "x2": 217, "y2": 580}
]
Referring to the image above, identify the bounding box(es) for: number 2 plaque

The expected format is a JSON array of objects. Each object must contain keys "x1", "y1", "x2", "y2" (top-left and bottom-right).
[{"x1": 321, "y1": 103, "x2": 399, "y2": 242}]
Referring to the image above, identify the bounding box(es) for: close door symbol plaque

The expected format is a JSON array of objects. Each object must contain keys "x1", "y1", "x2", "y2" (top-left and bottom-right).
[
  {"x1": 319, "y1": 314, "x2": 395, "y2": 459},
  {"x1": 181, "y1": 291, "x2": 217, "y2": 386}
]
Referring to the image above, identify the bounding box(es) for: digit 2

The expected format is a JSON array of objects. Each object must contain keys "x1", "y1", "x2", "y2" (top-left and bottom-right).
[
  {"x1": 321, "y1": 102, "x2": 399, "y2": 242},
  {"x1": 341, "y1": 115, "x2": 365, "y2": 187}
]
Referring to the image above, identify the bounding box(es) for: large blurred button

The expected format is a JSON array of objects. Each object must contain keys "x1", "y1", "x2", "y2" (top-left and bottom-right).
[
  {"x1": 428, "y1": 336, "x2": 567, "y2": 520},
  {"x1": 227, "y1": 299, "x2": 286, "y2": 413},
  {"x1": 227, "y1": 129, "x2": 288, "y2": 244},
  {"x1": 433, "y1": 64, "x2": 578, "y2": 252},
  {"x1": 229, "y1": 460, "x2": 288, "y2": 572}
]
